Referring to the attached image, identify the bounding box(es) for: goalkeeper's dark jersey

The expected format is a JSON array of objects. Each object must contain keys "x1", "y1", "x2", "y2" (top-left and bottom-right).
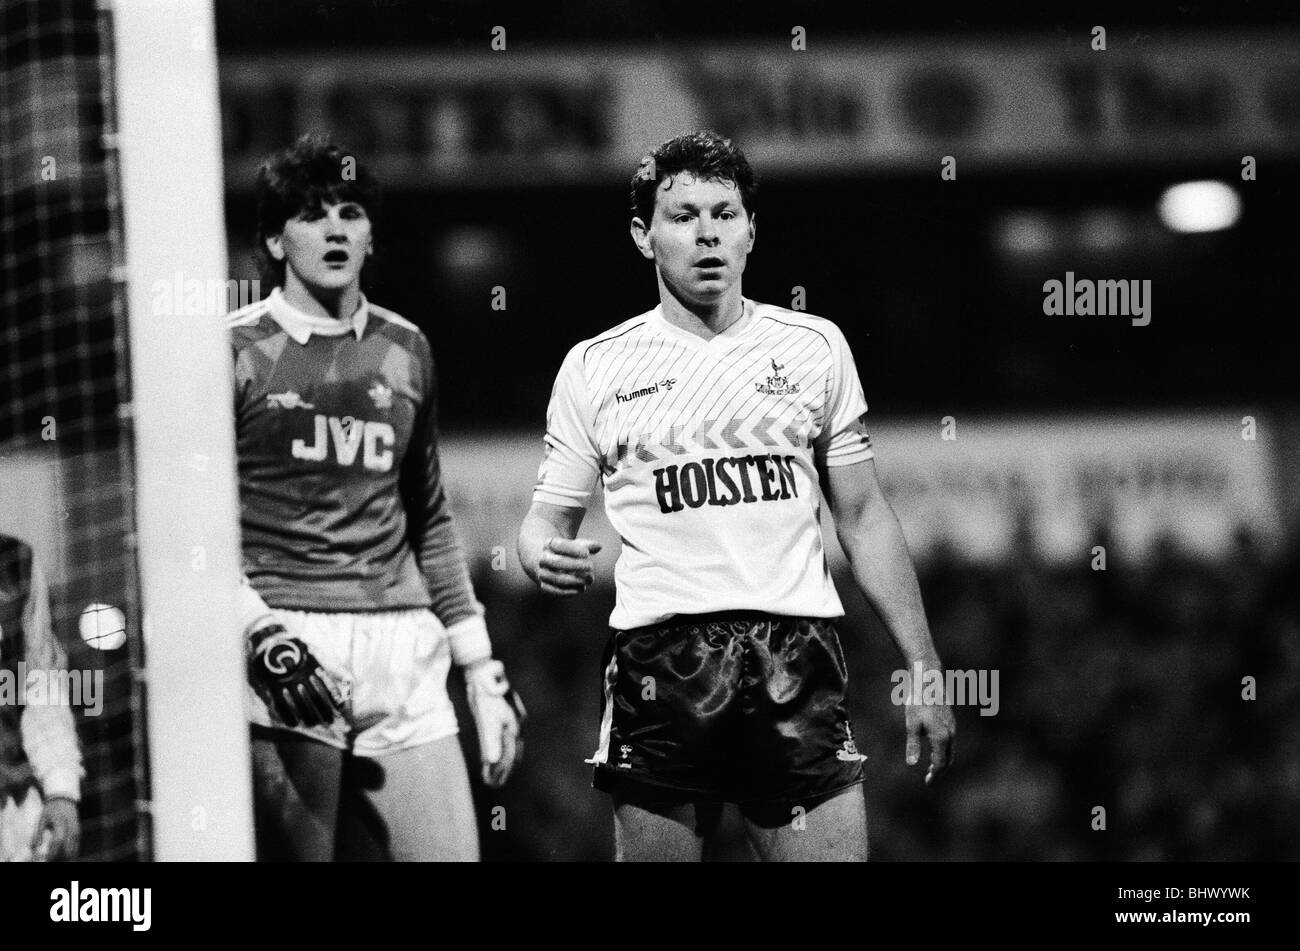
[{"x1": 227, "y1": 288, "x2": 480, "y2": 622}]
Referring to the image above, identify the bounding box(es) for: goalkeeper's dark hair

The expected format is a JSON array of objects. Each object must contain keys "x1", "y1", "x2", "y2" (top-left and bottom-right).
[
  {"x1": 254, "y1": 133, "x2": 381, "y2": 287},
  {"x1": 630, "y1": 130, "x2": 757, "y2": 224}
]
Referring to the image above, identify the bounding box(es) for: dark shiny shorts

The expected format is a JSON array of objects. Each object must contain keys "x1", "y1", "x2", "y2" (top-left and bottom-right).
[{"x1": 590, "y1": 611, "x2": 866, "y2": 807}]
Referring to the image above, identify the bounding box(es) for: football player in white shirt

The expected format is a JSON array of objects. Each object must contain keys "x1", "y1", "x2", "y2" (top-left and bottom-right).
[{"x1": 518, "y1": 131, "x2": 953, "y2": 861}]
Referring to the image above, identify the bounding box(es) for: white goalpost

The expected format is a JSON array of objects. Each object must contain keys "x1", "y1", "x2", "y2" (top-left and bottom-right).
[{"x1": 110, "y1": 0, "x2": 253, "y2": 860}]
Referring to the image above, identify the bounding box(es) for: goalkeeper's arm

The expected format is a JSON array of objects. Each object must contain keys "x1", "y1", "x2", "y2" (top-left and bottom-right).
[{"x1": 398, "y1": 344, "x2": 525, "y2": 786}]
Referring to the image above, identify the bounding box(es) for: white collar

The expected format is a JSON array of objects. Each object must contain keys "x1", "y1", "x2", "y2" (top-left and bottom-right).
[
  {"x1": 651, "y1": 296, "x2": 755, "y2": 343},
  {"x1": 266, "y1": 286, "x2": 369, "y2": 344}
]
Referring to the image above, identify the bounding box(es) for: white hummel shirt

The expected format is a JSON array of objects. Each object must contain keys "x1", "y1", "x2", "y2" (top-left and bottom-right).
[{"x1": 534, "y1": 299, "x2": 874, "y2": 630}]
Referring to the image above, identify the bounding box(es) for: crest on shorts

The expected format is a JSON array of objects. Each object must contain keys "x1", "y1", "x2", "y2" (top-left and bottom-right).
[
  {"x1": 756, "y1": 358, "x2": 799, "y2": 396},
  {"x1": 836, "y1": 722, "x2": 867, "y2": 762}
]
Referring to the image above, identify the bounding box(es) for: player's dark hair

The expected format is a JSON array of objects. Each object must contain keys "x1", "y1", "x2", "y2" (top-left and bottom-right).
[
  {"x1": 254, "y1": 133, "x2": 380, "y2": 287},
  {"x1": 630, "y1": 131, "x2": 757, "y2": 224}
]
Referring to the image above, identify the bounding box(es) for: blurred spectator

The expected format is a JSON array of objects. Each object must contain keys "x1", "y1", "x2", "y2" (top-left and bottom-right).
[{"x1": 0, "y1": 534, "x2": 83, "y2": 862}]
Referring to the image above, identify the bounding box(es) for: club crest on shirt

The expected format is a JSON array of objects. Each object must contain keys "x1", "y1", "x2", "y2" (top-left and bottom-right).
[
  {"x1": 368, "y1": 381, "x2": 393, "y2": 410},
  {"x1": 266, "y1": 391, "x2": 316, "y2": 411},
  {"x1": 755, "y1": 358, "x2": 799, "y2": 396}
]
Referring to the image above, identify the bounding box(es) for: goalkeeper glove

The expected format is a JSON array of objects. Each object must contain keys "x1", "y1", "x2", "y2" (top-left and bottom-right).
[
  {"x1": 464, "y1": 659, "x2": 526, "y2": 788},
  {"x1": 247, "y1": 623, "x2": 346, "y2": 728}
]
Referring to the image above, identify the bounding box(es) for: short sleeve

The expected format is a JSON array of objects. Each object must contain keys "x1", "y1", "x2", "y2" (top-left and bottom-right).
[
  {"x1": 533, "y1": 344, "x2": 602, "y2": 508},
  {"x1": 814, "y1": 322, "x2": 874, "y2": 467}
]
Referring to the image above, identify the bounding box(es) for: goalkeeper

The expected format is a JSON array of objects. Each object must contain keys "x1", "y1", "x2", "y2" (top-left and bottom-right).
[{"x1": 227, "y1": 135, "x2": 523, "y2": 861}]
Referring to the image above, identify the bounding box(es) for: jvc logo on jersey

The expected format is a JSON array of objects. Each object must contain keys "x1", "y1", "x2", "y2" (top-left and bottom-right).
[
  {"x1": 292, "y1": 415, "x2": 395, "y2": 471},
  {"x1": 653, "y1": 454, "x2": 799, "y2": 513},
  {"x1": 615, "y1": 378, "x2": 676, "y2": 404}
]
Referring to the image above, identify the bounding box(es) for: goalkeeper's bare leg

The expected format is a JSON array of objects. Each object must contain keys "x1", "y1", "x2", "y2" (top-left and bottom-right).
[
  {"x1": 250, "y1": 729, "x2": 344, "y2": 861},
  {"x1": 335, "y1": 735, "x2": 478, "y2": 861}
]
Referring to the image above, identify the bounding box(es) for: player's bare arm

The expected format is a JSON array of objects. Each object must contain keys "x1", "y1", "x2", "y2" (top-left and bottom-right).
[
  {"x1": 823, "y1": 457, "x2": 956, "y2": 784},
  {"x1": 518, "y1": 501, "x2": 601, "y2": 596}
]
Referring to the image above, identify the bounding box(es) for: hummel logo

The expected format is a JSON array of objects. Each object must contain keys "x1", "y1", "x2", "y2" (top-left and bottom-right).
[
  {"x1": 615, "y1": 379, "x2": 676, "y2": 404},
  {"x1": 368, "y1": 381, "x2": 393, "y2": 409},
  {"x1": 267, "y1": 391, "x2": 315, "y2": 410}
]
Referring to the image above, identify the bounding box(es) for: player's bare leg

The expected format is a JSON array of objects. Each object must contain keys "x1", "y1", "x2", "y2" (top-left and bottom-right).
[
  {"x1": 250, "y1": 730, "x2": 345, "y2": 861},
  {"x1": 336, "y1": 734, "x2": 478, "y2": 861},
  {"x1": 741, "y1": 785, "x2": 868, "y2": 862},
  {"x1": 612, "y1": 798, "x2": 706, "y2": 862}
]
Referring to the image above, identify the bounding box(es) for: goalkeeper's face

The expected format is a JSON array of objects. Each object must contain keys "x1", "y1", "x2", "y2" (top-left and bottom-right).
[{"x1": 269, "y1": 200, "x2": 372, "y2": 297}]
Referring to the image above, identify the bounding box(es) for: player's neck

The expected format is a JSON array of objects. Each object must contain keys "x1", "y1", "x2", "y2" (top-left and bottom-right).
[
  {"x1": 280, "y1": 274, "x2": 362, "y2": 324},
  {"x1": 658, "y1": 283, "x2": 746, "y2": 340}
]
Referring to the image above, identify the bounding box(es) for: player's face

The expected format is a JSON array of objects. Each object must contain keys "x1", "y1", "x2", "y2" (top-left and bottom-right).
[
  {"x1": 632, "y1": 174, "x2": 755, "y2": 305},
  {"x1": 267, "y1": 200, "x2": 372, "y2": 296}
]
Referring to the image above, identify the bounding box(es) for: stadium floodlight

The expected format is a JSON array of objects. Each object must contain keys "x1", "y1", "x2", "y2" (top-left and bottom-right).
[{"x1": 1157, "y1": 180, "x2": 1242, "y2": 234}]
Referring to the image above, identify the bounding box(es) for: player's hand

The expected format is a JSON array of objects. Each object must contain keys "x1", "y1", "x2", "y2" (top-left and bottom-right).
[
  {"x1": 247, "y1": 623, "x2": 346, "y2": 728},
  {"x1": 537, "y1": 537, "x2": 602, "y2": 596},
  {"x1": 32, "y1": 796, "x2": 79, "y2": 861},
  {"x1": 905, "y1": 696, "x2": 956, "y2": 785},
  {"x1": 464, "y1": 659, "x2": 526, "y2": 788}
]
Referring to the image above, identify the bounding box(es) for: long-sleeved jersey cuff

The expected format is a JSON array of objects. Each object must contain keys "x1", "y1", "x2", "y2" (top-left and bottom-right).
[
  {"x1": 445, "y1": 614, "x2": 492, "y2": 666},
  {"x1": 39, "y1": 767, "x2": 82, "y2": 802}
]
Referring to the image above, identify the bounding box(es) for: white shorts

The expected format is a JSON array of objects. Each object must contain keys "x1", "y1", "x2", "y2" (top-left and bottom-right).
[
  {"x1": 0, "y1": 787, "x2": 43, "y2": 862},
  {"x1": 247, "y1": 607, "x2": 458, "y2": 757}
]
